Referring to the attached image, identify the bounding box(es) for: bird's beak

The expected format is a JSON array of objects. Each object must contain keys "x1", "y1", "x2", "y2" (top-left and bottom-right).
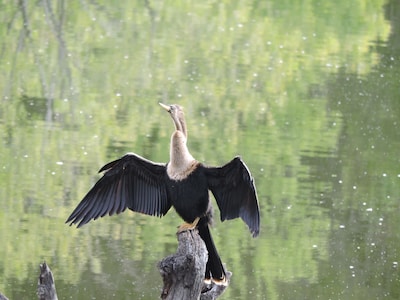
[{"x1": 159, "y1": 102, "x2": 171, "y2": 112}]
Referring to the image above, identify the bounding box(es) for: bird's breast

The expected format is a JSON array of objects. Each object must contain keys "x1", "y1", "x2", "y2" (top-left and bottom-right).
[
  {"x1": 165, "y1": 165, "x2": 210, "y2": 223},
  {"x1": 167, "y1": 160, "x2": 199, "y2": 181}
]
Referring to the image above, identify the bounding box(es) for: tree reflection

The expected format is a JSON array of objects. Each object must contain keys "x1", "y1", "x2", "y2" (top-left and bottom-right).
[{"x1": 277, "y1": 0, "x2": 400, "y2": 299}]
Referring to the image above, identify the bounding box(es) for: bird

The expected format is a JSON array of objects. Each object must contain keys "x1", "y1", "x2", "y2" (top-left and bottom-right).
[{"x1": 66, "y1": 103, "x2": 260, "y2": 285}]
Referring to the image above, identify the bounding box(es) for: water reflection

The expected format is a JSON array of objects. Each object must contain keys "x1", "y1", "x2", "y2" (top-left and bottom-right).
[{"x1": 1, "y1": 0, "x2": 399, "y2": 299}]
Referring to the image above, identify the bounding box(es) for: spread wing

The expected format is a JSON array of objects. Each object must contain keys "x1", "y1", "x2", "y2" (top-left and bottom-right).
[
  {"x1": 205, "y1": 156, "x2": 260, "y2": 237},
  {"x1": 66, "y1": 153, "x2": 171, "y2": 227}
]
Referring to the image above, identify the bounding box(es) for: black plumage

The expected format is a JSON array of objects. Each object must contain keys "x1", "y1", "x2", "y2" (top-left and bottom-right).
[{"x1": 66, "y1": 103, "x2": 260, "y2": 284}]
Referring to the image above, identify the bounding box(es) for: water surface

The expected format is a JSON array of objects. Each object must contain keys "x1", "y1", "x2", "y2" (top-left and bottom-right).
[{"x1": 1, "y1": 1, "x2": 399, "y2": 299}]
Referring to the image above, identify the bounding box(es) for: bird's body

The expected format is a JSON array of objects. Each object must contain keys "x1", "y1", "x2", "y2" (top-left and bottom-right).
[
  {"x1": 166, "y1": 163, "x2": 208, "y2": 223},
  {"x1": 66, "y1": 103, "x2": 260, "y2": 284}
]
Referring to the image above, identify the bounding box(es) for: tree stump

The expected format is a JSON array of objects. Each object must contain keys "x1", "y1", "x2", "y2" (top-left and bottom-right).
[
  {"x1": 37, "y1": 262, "x2": 58, "y2": 300},
  {"x1": 158, "y1": 229, "x2": 231, "y2": 300},
  {"x1": 0, "y1": 292, "x2": 9, "y2": 300},
  {"x1": 0, "y1": 262, "x2": 59, "y2": 300}
]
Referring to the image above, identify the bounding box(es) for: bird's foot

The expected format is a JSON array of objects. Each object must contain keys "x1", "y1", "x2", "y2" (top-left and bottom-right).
[{"x1": 177, "y1": 217, "x2": 200, "y2": 233}]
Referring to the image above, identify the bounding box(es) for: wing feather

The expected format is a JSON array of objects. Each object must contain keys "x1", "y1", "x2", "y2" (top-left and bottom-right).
[
  {"x1": 66, "y1": 153, "x2": 171, "y2": 227},
  {"x1": 205, "y1": 156, "x2": 260, "y2": 237}
]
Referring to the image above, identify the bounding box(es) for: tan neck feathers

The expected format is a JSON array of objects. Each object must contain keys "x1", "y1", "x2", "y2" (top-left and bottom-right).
[{"x1": 167, "y1": 131, "x2": 196, "y2": 180}]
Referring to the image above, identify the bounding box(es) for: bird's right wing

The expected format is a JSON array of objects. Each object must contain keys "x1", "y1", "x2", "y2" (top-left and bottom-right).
[{"x1": 66, "y1": 153, "x2": 171, "y2": 227}]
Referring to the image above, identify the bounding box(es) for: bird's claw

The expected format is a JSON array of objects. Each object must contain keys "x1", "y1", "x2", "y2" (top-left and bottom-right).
[{"x1": 177, "y1": 217, "x2": 200, "y2": 232}]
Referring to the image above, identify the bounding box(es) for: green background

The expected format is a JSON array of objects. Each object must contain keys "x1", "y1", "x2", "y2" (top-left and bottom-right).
[{"x1": 0, "y1": 0, "x2": 399, "y2": 299}]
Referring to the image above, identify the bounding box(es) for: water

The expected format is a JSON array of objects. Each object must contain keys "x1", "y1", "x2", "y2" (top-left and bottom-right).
[{"x1": 1, "y1": 1, "x2": 399, "y2": 299}]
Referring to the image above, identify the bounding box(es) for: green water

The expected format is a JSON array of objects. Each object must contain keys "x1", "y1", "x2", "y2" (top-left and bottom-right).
[{"x1": 1, "y1": 0, "x2": 399, "y2": 299}]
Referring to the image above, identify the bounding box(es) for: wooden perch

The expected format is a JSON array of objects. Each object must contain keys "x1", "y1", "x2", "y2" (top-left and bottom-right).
[
  {"x1": 158, "y1": 229, "x2": 231, "y2": 300},
  {"x1": 37, "y1": 262, "x2": 58, "y2": 300},
  {"x1": 1, "y1": 232, "x2": 231, "y2": 300}
]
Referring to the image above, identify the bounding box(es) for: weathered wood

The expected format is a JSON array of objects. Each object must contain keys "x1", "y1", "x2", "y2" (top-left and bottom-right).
[
  {"x1": 1, "y1": 262, "x2": 59, "y2": 300},
  {"x1": 37, "y1": 262, "x2": 58, "y2": 300},
  {"x1": 2, "y1": 234, "x2": 232, "y2": 300},
  {"x1": 158, "y1": 229, "x2": 230, "y2": 300}
]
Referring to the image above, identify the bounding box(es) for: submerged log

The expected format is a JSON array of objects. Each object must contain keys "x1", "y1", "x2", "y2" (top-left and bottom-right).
[
  {"x1": 2, "y1": 233, "x2": 231, "y2": 300},
  {"x1": 158, "y1": 229, "x2": 230, "y2": 300},
  {"x1": 37, "y1": 262, "x2": 58, "y2": 300},
  {"x1": 0, "y1": 292, "x2": 9, "y2": 300},
  {"x1": 0, "y1": 262, "x2": 58, "y2": 300}
]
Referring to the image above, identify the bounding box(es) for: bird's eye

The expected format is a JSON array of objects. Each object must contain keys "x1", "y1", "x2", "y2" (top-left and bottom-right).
[{"x1": 169, "y1": 106, "x2": 174, "y2": 112}]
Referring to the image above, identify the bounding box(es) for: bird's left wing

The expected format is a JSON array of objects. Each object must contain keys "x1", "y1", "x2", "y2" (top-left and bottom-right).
[
  {"x1": 204, "y1": 156, "x2": 260, "y2": 237},
  {"x1": 66, "y1": 153, "x2": 171, "y2": 227}
]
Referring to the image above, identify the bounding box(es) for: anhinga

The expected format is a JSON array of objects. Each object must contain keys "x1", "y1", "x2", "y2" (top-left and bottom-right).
[{"x1": 66, "y1": 103, "x2": 260, "y2": 284}]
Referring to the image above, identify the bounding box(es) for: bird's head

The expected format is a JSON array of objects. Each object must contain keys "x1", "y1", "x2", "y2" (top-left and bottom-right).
[{"x1": 159, "y1": 103, "x2": 187, "y2": 137}]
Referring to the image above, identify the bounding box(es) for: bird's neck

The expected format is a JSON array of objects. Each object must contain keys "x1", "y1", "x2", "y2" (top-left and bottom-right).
[
  {"x1": 167, "y1": 131, "x2": 197, "y2": 181},
  {"x1": 175, "y1": 118, "x2": 187, "y2": 139}
]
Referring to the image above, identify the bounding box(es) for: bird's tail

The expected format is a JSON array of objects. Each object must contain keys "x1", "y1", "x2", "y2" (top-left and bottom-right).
[{"x1": 197, "y1": 219, "x2": 227, "y2": 285}]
